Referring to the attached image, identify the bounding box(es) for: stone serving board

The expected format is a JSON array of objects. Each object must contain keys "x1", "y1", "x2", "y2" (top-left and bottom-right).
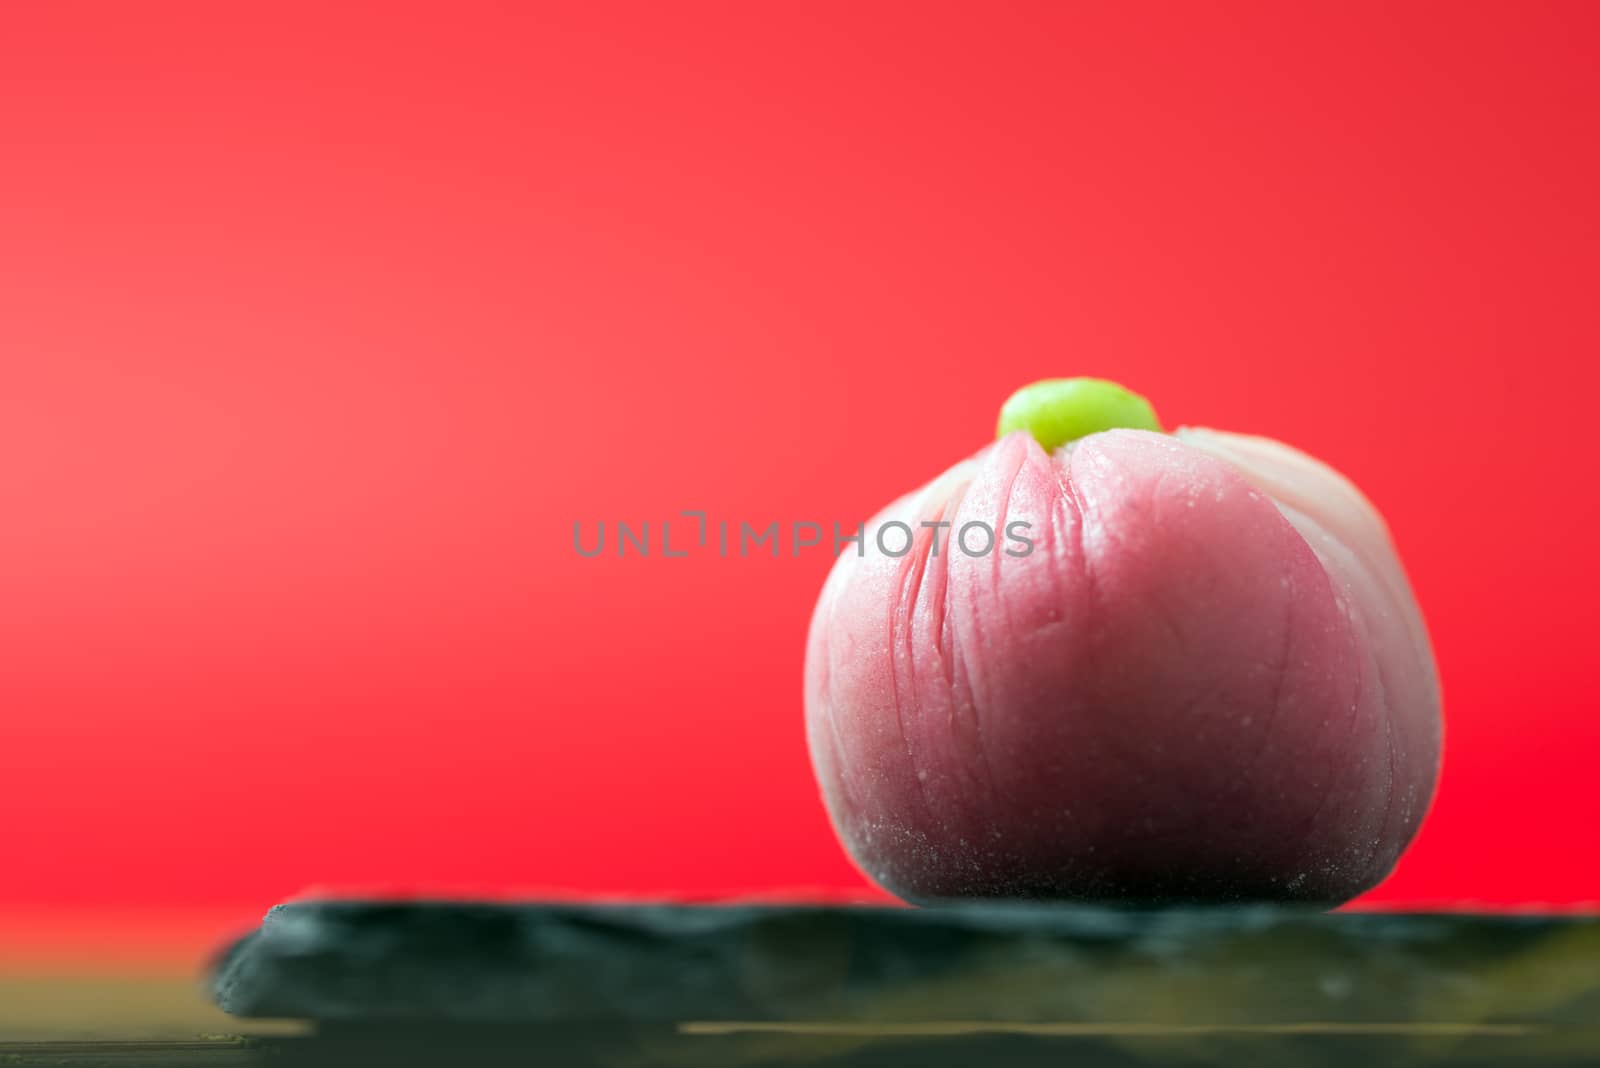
[{"x1": 197, "y1": 899, "x2": 1600, "y2": 1065}]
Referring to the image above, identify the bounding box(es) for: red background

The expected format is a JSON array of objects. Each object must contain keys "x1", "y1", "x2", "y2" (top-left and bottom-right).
[{"x1": 2, "y1": 3, "x2": 1597, "y2": 969}]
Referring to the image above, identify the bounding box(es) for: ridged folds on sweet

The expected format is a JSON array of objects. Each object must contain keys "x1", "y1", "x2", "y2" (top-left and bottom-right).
[{"x1": 804, "y1": 428, "x2": 1441, "y2": 905}]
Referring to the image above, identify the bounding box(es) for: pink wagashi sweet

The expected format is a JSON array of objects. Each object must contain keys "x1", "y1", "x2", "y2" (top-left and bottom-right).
[{"x1": 804, "y1": 379, "x2": 1441, "y2": 905}]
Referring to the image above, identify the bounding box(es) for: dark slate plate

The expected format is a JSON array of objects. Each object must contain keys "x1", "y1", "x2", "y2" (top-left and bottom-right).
[{"x1": 208, "y1": 899, "x2": 1600, "y2": 1065}]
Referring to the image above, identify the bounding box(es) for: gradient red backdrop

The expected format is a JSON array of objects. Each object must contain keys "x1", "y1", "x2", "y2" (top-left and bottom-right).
[{"x1": 2, "y1": 2, "x2": 1598, "y2": 967}]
